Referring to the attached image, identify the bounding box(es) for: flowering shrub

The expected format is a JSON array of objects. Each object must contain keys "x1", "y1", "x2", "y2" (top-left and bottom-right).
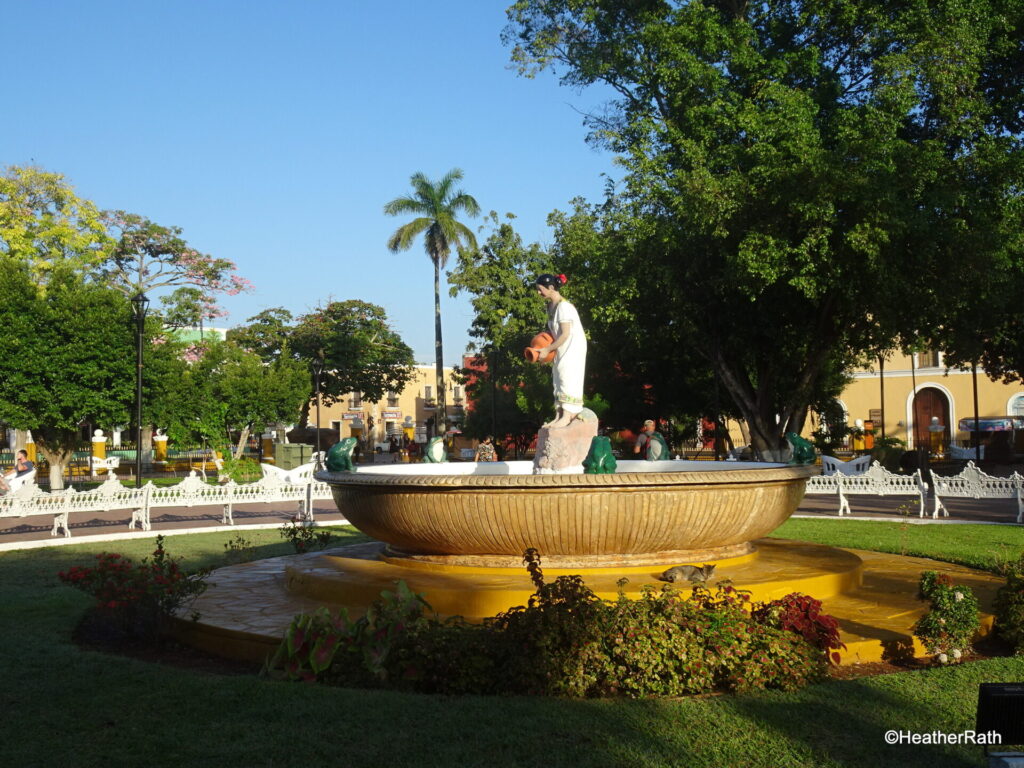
[
  {"x1": 58, "y1": 535, "x2": 208, "y2": 640},
  {"x1": 279, "y1": 521, "x2": 333, "y2": 554},
  {"x1": 268, "y1": 551, "x2": 840, "y2": 697},
  {"x1": 913, "y1": 571, "x2": 980, "y2": 663},
  {"x1": 993, "y1": 553, "x2": 1024, "y2": 654}
]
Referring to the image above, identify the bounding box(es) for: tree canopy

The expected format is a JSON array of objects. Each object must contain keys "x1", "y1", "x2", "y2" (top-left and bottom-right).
[
  {"x1": 0, "y1": 264, "x2": 134, "y2": 487},
  {"x1": 231, "y1": 301, "x2": 417, "y2": 428},
  {"x1": 506, "y1": 0, "x2": 1024, "y2": 457}
]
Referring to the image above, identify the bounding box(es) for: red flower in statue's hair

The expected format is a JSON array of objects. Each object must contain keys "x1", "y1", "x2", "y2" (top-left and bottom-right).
[{"x1": 558, "y1": 273, "x2": 567, "y2": 285}]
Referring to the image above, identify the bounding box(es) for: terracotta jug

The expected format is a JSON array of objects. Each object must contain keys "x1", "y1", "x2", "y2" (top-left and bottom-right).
[{"x1": 524, "y1": 332, "x2": 555, "y2": 363}]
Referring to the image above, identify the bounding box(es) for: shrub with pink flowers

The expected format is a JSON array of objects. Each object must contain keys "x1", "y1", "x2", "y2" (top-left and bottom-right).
[{"x1": 59, "y1": 535, "x2": 208, "y2": 640}]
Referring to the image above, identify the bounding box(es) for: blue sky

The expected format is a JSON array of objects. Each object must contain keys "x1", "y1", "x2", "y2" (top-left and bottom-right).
[{"x1": 2, "y1": 1, "x2": 618, "y2": 365}]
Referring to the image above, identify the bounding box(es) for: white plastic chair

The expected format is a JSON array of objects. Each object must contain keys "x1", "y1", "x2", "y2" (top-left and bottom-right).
[{"x1": 821, "y1": 455, "x2": 872, "y2": 476}]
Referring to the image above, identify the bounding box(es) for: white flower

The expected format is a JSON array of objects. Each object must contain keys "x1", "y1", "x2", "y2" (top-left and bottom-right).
[
  {"x1": 937, "y1": 653, "x2": 949, "y2": 664},
  {"x1": 954, "y1": 591, "x2": 964, "y2": 601},
  {"x1": 951, "y1": 649, "x2": 962, "y2": 660}
]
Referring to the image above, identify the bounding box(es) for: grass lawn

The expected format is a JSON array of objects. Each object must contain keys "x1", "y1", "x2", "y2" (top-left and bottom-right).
[{"x1": 1, "y1": 521, "x2": 1022, "y2": 767}]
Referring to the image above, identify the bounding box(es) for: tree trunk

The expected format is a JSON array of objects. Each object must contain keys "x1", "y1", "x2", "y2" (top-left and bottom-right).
[
  {"x1": 141, "y1": 425, "x2": 154, "y2": 464},
  {"x1": 234, "y1": 424, "x2": 252, "y2": 460},
  {"x1": 37, "y1": 444, "x2": 71, "y2": 491},
  {"x1": 14, "y1": 429, "x2": 29, "y2": 452},
  {"x1": 433, "y1": 257, "x2": 447, "y2": 434},
  {"x1": 298, "y1": 398, "x2": 311, "y2": 430}
]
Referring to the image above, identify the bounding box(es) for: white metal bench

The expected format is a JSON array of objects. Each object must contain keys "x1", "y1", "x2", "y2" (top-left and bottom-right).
[
  {"x1": 931, "y1": 461, "x2": 1024, "y2": 522},
  {"x1": 805, "y1": 460, "x2": 928, "y2": 517}
]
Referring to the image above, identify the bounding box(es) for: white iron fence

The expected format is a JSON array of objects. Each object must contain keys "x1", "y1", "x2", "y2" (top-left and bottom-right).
[{"x1": 0, "y1": 468, "x2": 335, "y2": 538}]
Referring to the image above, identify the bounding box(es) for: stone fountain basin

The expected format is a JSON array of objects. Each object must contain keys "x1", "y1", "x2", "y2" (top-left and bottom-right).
[{"x1": 317, "y1": 460, "x2": 817, "y2": 564}]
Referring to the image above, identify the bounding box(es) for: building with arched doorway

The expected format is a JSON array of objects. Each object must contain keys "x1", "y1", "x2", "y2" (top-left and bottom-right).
[{"x1": 835, "y1": 350, "x2": 1024, "y2": 454}]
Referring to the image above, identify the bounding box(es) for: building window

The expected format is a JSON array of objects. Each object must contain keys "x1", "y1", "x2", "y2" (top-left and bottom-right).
[
  {"x1": 387, "y1": 391, "x2": 399, "y2": 407},
  {"x1": 350, "y1": 392, "x2": 362, "y2": 408},
  {"x1": 453, "y1": 386, "x2": 463, "y2": 403},
  {"x1": 917, "y1": 349, "x2": 941, "y2": 368}
]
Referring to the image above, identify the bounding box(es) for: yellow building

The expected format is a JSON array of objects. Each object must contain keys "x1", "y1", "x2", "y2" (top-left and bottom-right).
[
  {"x1": 835, "y1": 351, "x2": 1024, "y2": 453},
  {"x1": 315, "y1": 365, "x2": 466, "y2": 448}
]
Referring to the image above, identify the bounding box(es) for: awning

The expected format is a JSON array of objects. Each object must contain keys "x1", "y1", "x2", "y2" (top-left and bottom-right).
[{"x1": 957, "y1": 418, "x2": 1024, "y2": 432}]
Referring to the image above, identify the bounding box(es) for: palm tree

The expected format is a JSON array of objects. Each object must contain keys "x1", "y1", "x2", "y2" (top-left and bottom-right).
[{"x1": 384, "y1": 169, "x2": 480, "y2": 435}]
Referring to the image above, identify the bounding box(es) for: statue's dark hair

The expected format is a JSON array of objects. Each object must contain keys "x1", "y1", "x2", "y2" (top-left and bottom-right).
[{"x1": 535, "y1": 273, "x2": 566, "y2": 289}]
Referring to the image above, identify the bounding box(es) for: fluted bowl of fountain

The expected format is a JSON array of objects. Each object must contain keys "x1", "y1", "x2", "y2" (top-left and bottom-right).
[{"x1": 316, "y1": 460, "x2": 816, "y2": 567}]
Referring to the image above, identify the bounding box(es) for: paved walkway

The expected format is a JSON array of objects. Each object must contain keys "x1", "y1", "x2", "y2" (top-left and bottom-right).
[{"x1": 1, "y1": 488, "x2": 1020, "y2": 551}]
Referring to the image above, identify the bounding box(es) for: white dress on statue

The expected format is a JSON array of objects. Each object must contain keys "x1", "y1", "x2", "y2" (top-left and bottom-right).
[{"x1": 548, "y1": 299, "x2": 587, "y2": 414}]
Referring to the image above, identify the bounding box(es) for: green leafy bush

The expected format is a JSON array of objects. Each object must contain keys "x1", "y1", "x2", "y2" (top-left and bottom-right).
[
  {"x1": 279, "y1": 521, "x2": 334, "y2": 554},
  {"x1": 267, "y1": 550, "x2": 839, "y2": 697},
  {"x1": 994, "y1": 553, "x2": 1024, "y2": 654},
  {"x1": 913, "y1": 571, "x2": 980, "y2": 663},
  {"x1": 58, "y1": 535, "x2": 208, "y2": 640}
]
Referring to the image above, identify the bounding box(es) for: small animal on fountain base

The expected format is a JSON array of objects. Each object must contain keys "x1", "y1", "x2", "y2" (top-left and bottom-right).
[{"x1": 659, "y1": 563, "x2": 716, "y2": 584}]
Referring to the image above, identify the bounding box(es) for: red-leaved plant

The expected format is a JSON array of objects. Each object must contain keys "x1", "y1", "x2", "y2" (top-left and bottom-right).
[{"x1": 751, "y1": 593, "x2": 846, "y2": 664}]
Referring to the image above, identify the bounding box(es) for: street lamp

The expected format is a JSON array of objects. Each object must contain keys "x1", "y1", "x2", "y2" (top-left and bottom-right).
[
  {"x1": 130, "y1": 292, "x2": 150, "y2": 488},
  {"x1": 311, "y1": 354, "x2": 325, "y2": 469}
]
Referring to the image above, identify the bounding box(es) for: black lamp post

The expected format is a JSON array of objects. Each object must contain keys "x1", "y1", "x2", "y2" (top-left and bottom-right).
[
  {"x1": 312, "y1": 354, "x2": 324, "y2": 469},
  {"x1": 130, "y1": 293, "x2": 150, "y2": 488}
]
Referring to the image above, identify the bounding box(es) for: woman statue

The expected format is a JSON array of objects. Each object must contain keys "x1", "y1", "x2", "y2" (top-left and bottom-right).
[{"x1": 534, "y1": 273, "x2": 587, "y2": 428}]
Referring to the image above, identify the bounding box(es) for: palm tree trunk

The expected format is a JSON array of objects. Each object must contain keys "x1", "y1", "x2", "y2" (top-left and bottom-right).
[{"x1": 434, "y1": 257, "x2": 447, "y2": 435}]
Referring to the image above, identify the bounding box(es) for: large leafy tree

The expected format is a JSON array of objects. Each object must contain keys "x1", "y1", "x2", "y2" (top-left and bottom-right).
[
  {"x1": 448, "y1": 214, "x2": 556, "y2": 444},
  {"x1": 232, "y1": 302, "x2": 417, "y2": 429},
  {"x1": 180, "y1": 340, "x2": 310, "y2": 459},
  {"x1": 507, "y1": 0, "x2": 1024, "y2": 458},
  {"x1": 384, "y1": 169, "x2": 481, "y2": 434},
  {"x1": 0, "y1": 265, "x2": 133, "y2": 488},
  {"x1": 0, "y1": 166, "x2": 108, "y2": 281}
]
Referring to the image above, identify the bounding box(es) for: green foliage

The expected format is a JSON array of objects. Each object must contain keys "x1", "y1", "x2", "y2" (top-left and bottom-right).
[
  {"x1": 505, "y1": 0, "x2": 1024, "y2": 456},
  {"x1": 278, "y1": 521, "x2": 334, "y2": 554},
  {"x1": 994, "y1": 553, "x2": 1024, "y2": 654},
  {"x1": 290, "y1": 300, "x2": 415, "y2": 409},
  {"x1": 0, "y1": 165, "x2": 108, "y2": 280},
  {"x1": 269, "y1": 552, "x2": 836, "y2": 697},
  {"x1": 913, "y1": 571, "x2": 981, "y2": 663},
  {"x1": 217, "y1": 456, "x2": 260, "y2": 483},
  {"x1": 0, "y1": 264, "x2": 134, "y2": 487},
  {"x1": 448, "y1": 213, "x2": 559, "y2": 441},
  {"x1": 57, "y1": 535, "x2": 209, "y2": 640}
]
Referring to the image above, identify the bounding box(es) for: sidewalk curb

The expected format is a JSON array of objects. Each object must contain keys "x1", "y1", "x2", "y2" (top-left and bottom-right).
[{"x1": 0, "y1": 518, "x2": 350, "y2": 553}]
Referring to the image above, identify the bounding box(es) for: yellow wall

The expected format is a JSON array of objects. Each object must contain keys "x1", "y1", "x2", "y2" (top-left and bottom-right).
[
  {"x1": 314, "y1": 365, "x2": 466, "y2": 446},
  {"x1": 833, "y1": 352, "x2": 1024, "y2": 448}
]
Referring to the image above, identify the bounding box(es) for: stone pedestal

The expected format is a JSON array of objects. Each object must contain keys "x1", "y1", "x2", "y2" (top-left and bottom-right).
[{"x1": 533, "y1": 409, "x2": 599, "y2": 474}]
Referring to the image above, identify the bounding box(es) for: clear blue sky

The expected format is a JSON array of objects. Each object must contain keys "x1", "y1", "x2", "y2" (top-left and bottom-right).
[{"x1": 2, "y1": 1, "x2": 618, "y2": 365}]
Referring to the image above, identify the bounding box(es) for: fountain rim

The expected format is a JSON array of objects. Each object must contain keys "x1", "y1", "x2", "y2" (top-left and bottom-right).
[{"x1": 315, "y1": 462, "x2": 818, "y2": 490}]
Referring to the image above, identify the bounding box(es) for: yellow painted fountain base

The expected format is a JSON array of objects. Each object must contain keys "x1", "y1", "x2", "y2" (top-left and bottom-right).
[{"x1": 175, "y1": 538, "x2": 1001, "y2": 667}]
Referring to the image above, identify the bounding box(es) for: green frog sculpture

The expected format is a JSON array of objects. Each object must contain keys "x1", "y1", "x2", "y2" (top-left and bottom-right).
[
  {"x1": 423, "y1": 436, "x2": 448, "y2": 463},
  {"x1": 583, "y1": 435, "x2": 617, "y2": 474},
  {"x1": 325, "y1": 437, "x2": 358, "y2": 472},
  {"x1": 785, "y1": 432, "x2": 816, "y2": 465}
]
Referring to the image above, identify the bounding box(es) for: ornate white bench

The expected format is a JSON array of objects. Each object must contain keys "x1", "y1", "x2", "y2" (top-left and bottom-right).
[
  {"x1": 931, "y1": 461, "x2": 1024, "y2": 522},
  {"x1": 805, "y1": 461, "x2": 928, "y2": 517}
]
